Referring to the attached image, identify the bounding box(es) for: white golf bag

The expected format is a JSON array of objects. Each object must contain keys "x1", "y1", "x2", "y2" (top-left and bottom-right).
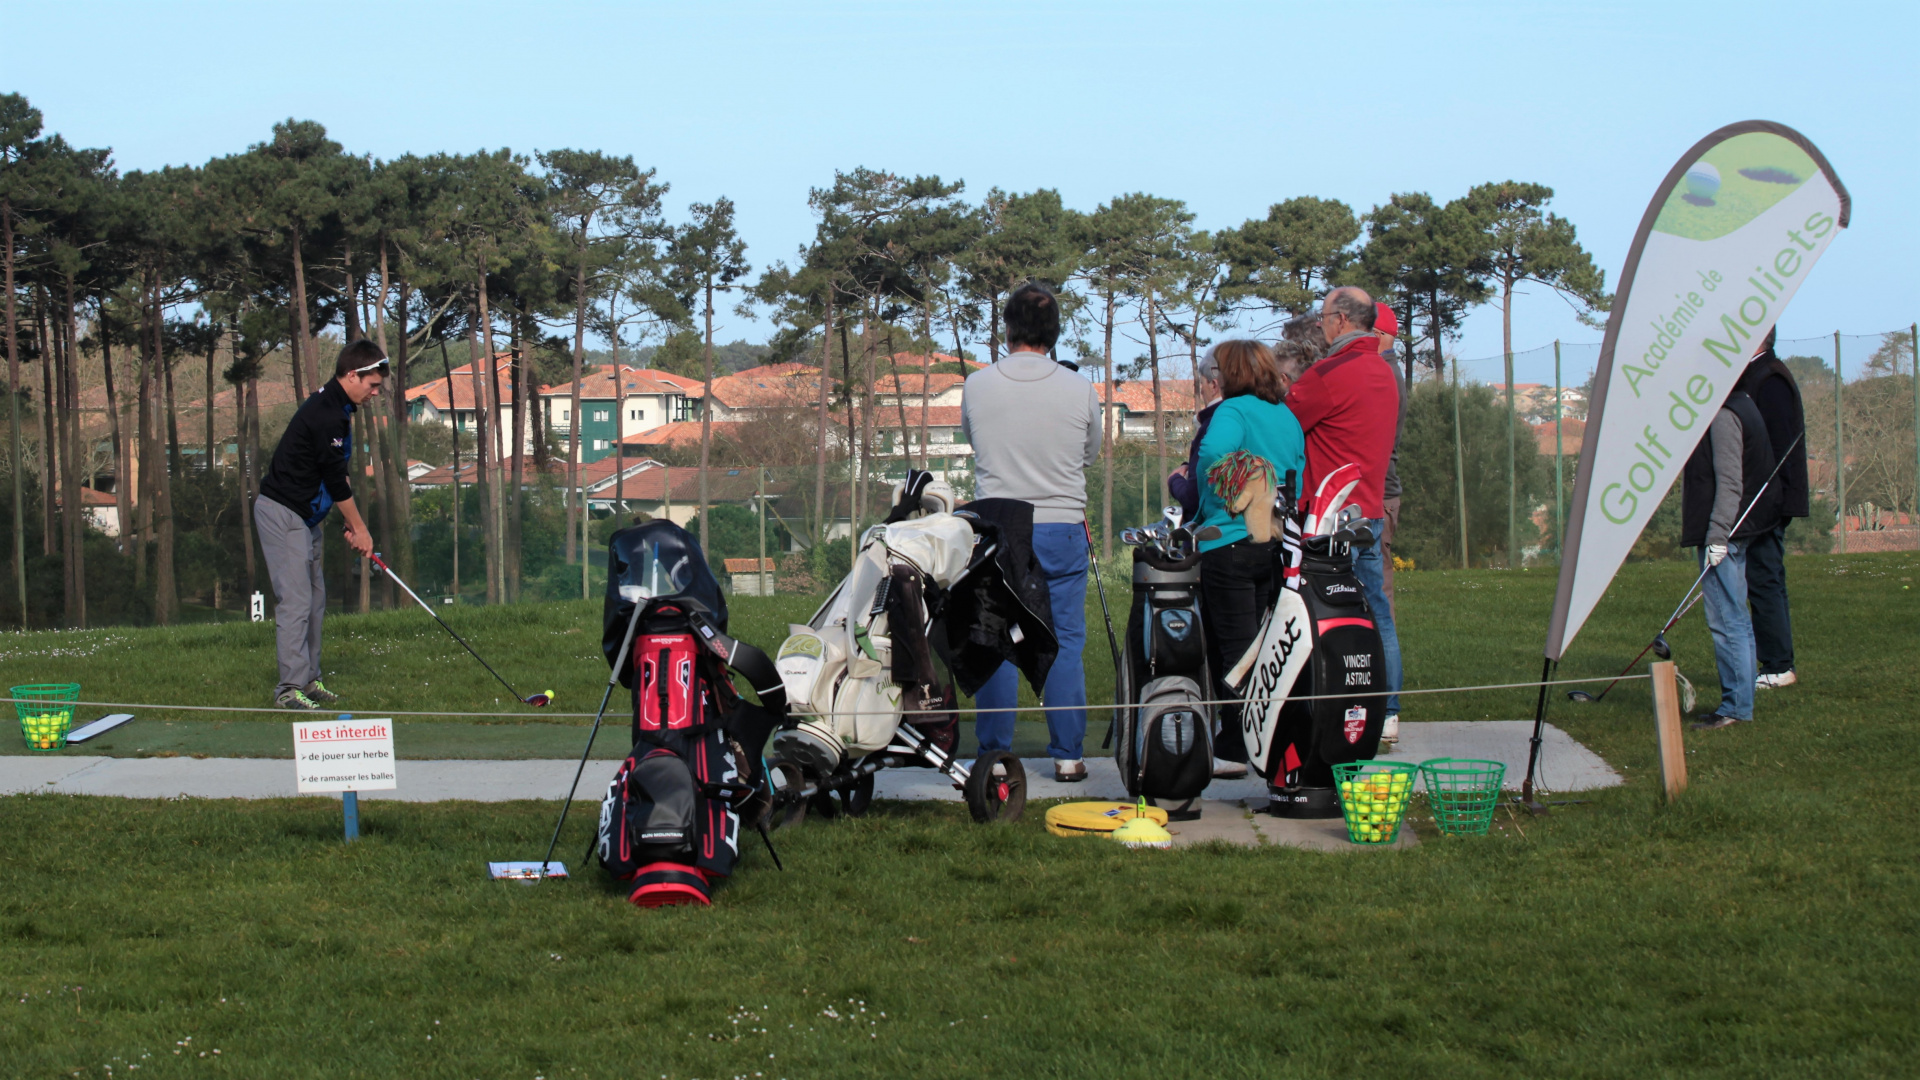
[{"x1": 772, "y1": 478, "x2": 974, "y2": 774}]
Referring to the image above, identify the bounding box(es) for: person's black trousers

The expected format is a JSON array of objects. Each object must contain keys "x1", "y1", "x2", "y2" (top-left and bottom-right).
[
  {"x1": 1746, "y1": 522, "x2": 1795, "y2": 675},
  {"x1": 1200, "y1": 539, "x2": 1275, "y2": 763}
]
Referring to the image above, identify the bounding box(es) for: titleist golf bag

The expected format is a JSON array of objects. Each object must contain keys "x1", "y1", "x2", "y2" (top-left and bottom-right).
[
  {"x1": 596, "y1": 520, "x2": 782, "y2": 907},
  {"x1": 1233, "y1": 464, "x2": 1387, "y2": 818},
  {"x1": 1112, "y1": 509, "x2": 1213, "y2": 818}
]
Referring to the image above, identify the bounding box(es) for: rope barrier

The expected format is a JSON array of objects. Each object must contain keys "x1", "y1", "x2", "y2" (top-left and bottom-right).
[{"x1": 1, "y1": 672, "x2": 1650, "y2": 721}]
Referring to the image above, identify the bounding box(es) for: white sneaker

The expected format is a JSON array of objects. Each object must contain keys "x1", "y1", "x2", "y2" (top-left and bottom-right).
[
  {"x1": 1211, "y1": 757, "x2": 1248, "y2": 780},
  {"x1": 1755, "y1": 670, "x2": 1798, "y2": 690},
  {"x1": 1380, "y1": 713, "x2": 1400, "y2": 745}
]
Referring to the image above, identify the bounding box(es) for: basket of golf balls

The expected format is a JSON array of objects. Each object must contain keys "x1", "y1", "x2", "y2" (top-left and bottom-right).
[
  {"x1": 13, "y1": 683, "x2": 80, "y2": 752},
  {"x1": 1418, "y1": 757, "x2": 1506, "y2": 836},
  {"x1": 1333, "y1": 760, "x2": 1417, "y2": 845}
]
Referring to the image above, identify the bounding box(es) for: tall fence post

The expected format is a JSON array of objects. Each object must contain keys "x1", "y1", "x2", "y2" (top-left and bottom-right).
[
  {"x1": 1452, "y1": 355, "x2": 1468, "y2": 569},
  {"x1": 1553, "y1": 340, "x2": 1564, "y2": 559},
  {"x1": 1910, "y1": 322, "x2": 1918, "y2": 517},
  {"x1": 1505, "y1": 347, "x2": 1516, "y2": 568},
  {"x1": 1834, "y1": 330, "x2": 1845, "y2": 553}
]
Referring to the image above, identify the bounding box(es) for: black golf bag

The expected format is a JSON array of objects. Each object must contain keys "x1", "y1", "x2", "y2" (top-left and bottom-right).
[
  {"x1": 597, "y1": 521, "x2": 782, "y2": 907},
  {"x1": 1113, "y1": 544, "x2": 1213, "y2": 816}
]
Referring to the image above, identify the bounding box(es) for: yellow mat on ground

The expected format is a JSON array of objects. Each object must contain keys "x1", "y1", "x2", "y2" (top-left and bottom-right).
[{"x1": 1045, "y1": 800, "x2": 1170, "y2": 838}]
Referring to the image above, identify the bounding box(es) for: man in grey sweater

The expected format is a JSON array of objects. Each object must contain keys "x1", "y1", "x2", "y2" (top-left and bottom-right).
[
  {"x1": 1679, "y1": 388, "x2": 1781, "y2": 729},
  {"x1": 962, "y1": 282, "x2": 1103, "y2": 781}
]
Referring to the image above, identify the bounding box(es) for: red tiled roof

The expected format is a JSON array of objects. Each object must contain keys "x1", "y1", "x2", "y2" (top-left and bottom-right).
[
  {"x1": 890, "y1": 351, "x2": 982, "y2": 371},
  {"x1": 871, "y1": 406, "x2": 963, "y2": 429},
  {"x1": 1532, "y1": 418, "x2": 1585, "y2": 455},
  {"x1": 873, "y1": 372, "x2": 964, "y2": 397},
  {"x1": 407, "y1": 358, "x2": 520, "y2": 411},
  {"x1": 723, "y1": 558, "x2": 777, "y2": 573},
  {"x1": 1097, "y1": 379, "x2": 1199, "y2": 413},
  {"x1": 618, "y1": 421, "x2": 754, "y2": 447},
  {"x1": 538, "y1": 364, "x2": 695, "y2": 401},
  {"x1": 707, "y1": 367, "x2": 826, "y2": 410}
]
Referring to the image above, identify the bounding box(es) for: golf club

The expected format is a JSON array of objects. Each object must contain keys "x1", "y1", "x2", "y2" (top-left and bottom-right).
[
  {"x1": 532, "y1": 587, "x2": 649, "y2": 878},
  {"x1": 1565, "y1": 431, "x2": 1802, "y2": 704},
  {"x1": 369, "y1": 553, "x2": 551, "y2": 708},
  {"x1": 1085, "y1": 521, "x2": 1124, "y2": 750}
]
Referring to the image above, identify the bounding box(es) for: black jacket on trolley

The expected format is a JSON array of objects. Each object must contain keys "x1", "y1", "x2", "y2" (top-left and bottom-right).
[
  {"x1": 1681, "y1": 389, "x2": 1782, "y2": 548},
  {"x1": 941, "y1": 498, "x2": 1058, "y2": 696},
  {"x1": 1737, "y1": 346, "x2": 1810, "y2": 520}
]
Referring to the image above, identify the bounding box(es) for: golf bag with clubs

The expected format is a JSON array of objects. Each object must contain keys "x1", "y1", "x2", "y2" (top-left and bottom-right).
[
  {"x1": 1232, "y1": 464, "x2": 1388, "y2": 818},
  {"x1": 596, "y1": 520, "x2": 782, "y2": 907},
  {"x1": 769, "y1": 472, "x2": 1054, "y2": 824},
  {"x1": 1111, "y1": 506, "x2": 1215, "y2": 819}
]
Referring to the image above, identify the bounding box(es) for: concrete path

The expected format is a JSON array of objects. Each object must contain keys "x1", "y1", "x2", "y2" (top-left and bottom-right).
[{"x1": 0, "y1": 721, "x2": 1616, "y2": 802}]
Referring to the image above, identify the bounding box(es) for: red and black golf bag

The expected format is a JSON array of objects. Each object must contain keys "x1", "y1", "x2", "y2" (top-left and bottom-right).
[{"x1": 597, "y1": 521, "x2": 782, "y2": 907}]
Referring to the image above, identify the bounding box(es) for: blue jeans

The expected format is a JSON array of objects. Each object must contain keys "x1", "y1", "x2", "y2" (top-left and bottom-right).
[
  {"x1": 1350, "y1": 520, "x2": 1402, "y2": 713},
  {"x1": 974, "y1": 522, "x2": 1089, "y2": 760},
  {"x1": 1699, "y1": 541, "x2": 1756, "y2": 721}
]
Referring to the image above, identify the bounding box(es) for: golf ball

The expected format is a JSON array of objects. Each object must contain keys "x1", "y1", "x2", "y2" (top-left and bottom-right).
[{"x1": 1684, "y1": 162, "x2": 1721, "y2": 198}]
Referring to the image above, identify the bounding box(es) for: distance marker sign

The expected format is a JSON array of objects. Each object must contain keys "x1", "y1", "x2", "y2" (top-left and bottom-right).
[{"x1": 292, "y1": 718, "x2": 398, "y2": 793}]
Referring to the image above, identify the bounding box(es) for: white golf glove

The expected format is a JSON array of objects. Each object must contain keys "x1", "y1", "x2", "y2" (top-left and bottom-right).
[{"x1": 1705, "y1": 543, "x2": 1728, "y2": 567}]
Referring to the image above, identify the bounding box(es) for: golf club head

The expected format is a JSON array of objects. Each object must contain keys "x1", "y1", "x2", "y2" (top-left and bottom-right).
[
  {"x1": 1566, "y1": 690, "x2": 1596, "y2": 703},
  {"x1": 1651, "y1": 634, "x2": 1672, "y2": 660},
  {"x1": 524, "y1": 691, "x2": 554, "y2": 708}
]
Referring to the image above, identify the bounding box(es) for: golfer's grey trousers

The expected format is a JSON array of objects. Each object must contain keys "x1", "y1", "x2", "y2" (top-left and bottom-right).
[{"x1": 254, "y1": 497, "x2": 326, "y2": 698}]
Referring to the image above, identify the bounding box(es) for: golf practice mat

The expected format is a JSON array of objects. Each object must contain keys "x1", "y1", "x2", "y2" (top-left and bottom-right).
[{"x1": 1045, "y1": 800, "x2": 1170, "y2": 838}]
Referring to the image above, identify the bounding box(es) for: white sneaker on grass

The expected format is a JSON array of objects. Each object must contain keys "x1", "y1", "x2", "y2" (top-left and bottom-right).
[{"x1": 1756, "y1": 670, "x2": 1797, "y2": 690}]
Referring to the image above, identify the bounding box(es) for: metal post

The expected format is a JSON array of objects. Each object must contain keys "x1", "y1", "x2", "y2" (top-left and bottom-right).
[
  {"x1": 757, "y1": 466, "x2": 768, "y2": 596},
  {"x1": 343, "y1": 791, "x2": 360, "y2": 841},
  {"x1": 1504, "y1": 346, "x2": 1516, "y2": 568},
  {"x1": 1452, "y1": 354, "x2": 1468, "y2": 569},
  {"x1": 1553, "y1": 340, "x2": 1564, "y2": 559},
  {"x1": 1834, "y1": 331, "x2": 1845, "y2": 553},
  {"x1": 1910, "y1": 323, "x2": 1918, "y2": 517}
]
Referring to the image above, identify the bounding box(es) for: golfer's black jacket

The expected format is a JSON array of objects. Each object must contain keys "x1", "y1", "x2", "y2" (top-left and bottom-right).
[
  {"x1": 260, "y1": 380, "x2": 356, "y2": 527},
  {"x1": 1738, "y1": 347, "x2": 1810, "y2": 519}
]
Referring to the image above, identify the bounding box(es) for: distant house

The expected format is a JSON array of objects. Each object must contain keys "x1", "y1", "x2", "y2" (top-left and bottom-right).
[
  {"x1": 724, "y1": 557, "x2": 778, "y2": 596},
  {"x1": 538, "y1": 366, "x2": 703, "y2": 464},
  {"x1": 405, "y1": 359, "x2": 521, "y2": 437}
]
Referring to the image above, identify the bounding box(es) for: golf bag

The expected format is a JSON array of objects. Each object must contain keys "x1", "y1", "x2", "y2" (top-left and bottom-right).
[
  {"x1": 597, "y1": 521, "x2": 782, "y2": 907},
  {"x1": 773, "y1": 476, "x2": 973, "y2": 775},
  {"x1": 1233, "y1": 464, "x2": 1387, "y2": 818},
  {"x1": 1113, "y1": 543, "x2": 1213, "y2": 813}
]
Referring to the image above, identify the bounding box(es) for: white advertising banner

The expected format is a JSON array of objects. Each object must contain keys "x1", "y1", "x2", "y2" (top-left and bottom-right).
[
  {"x1": 293, "y1": 718, "x2": 398, "y2": 793},
  {"x1": 1545, "y1": 122, "x2": 1849, "y2": 660}
]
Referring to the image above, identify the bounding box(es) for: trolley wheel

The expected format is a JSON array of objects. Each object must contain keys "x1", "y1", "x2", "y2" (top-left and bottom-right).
[
  {"x1": 964, "y1": 751, "x2": 1026, "y2": 824},
  {"x1": 837, "y1": 773, "x2": 875, "y2": 818},
  {"x1": 766, "y1": 758, "x2": 809, "y2": 831}
]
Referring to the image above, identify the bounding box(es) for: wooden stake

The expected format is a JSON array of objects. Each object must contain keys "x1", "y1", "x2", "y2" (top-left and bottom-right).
[{"x1": 1651, "y1": 660, "x2": 1687, "y2": 801}]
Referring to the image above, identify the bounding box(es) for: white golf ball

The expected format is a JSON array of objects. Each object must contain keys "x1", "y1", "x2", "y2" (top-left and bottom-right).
[{"x1": 1684, "y1": 162, "x2": 1721, "y2": 198}]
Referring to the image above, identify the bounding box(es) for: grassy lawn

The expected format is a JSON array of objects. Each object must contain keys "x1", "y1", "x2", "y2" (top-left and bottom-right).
[{"x1": 3, "y1": 552, "x2": 1918, "y2": 1077}]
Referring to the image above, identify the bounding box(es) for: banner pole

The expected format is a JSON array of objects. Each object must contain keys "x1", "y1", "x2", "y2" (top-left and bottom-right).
[
  {"x1": 1520, "y1": 656, "x2": 1554, "y2": 813},
  {"x1": 1910, "y1": 323, "x2": 1918, "y2": 518},
  {"x1": 1834, "y1": 331, "x2": 1845, "y2": 553},
  {"x1": 1505, "y1": 347, "x2": 1517, "y2": 568}
]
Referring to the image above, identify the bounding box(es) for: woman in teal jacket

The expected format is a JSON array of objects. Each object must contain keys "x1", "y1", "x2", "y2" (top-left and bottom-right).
[{"x1": 1193, "y1": 340, "x2": 1306, "y2": 773}]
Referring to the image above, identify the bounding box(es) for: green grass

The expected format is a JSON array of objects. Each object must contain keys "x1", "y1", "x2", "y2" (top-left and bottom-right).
[{"x1": 3, "y1": 553, "x2": 1919, "y2": 1076}]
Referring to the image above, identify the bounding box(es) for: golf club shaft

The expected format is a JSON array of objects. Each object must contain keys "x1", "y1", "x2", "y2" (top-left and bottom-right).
[
  {"x1": 540, "y1": 591, "x2": 648, "y2": 872},
  {"x1": 1084, "y1": 521, "x2": 1123, "y2": 750},
  {"x1": 373, "y1": 555, "x2": 529, "y2": 704}
]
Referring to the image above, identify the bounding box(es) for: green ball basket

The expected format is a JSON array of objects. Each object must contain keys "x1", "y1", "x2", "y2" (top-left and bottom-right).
[
  {"x1": 13, "y1": 683, "x2": 80, "y2": 752},
  {"x1": 1332, "y1": 760, "x2": 1418, "y2": 845},
  {"x1": 1418, "y1": 757, "x2": 1506, "y2": 836}
]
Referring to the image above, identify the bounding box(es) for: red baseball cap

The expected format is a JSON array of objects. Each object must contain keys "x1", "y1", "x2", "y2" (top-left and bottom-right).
[{"x1": 1374, "y1": 302, "x2": 1398, "y2": 337}]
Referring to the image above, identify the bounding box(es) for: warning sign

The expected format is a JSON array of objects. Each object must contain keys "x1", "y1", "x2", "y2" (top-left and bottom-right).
[{"x1": 292, "y1": 718, "x2": 398, "y2": 793}]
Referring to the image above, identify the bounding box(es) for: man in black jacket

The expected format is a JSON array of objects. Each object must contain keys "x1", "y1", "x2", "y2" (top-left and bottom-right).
[
  {"x1": 1736, "y1": 328, "x2": 1808, "y2": 689},
  {"x1": 255, "y1": 340, "x2": 385, "y2": 709},
  {"x1": 1679, "y1": 388, "x2": 1781, "y2": 729}
]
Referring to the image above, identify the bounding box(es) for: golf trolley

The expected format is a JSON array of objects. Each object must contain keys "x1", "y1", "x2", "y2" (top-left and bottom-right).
[{"x1": 764, "y1": 481, "x2": 1049, "y2": 830}]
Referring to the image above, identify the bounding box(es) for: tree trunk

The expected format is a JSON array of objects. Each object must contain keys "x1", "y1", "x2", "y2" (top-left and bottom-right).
[
  {"x1": 101, "y1": 318, "x2": 127, "y2": 558},
  {"x1": 55, "y1": 281, "x2": 78, "y2": 625},
  {"x1": 439, "y1": 338, "x2": 461, "y2": 599},
  {"x1": 149, "y1": 276, "x2": 177, "y2": 624},
  {"x1": 291, "y1": 229, "x2": 317, "y2": 392},
  {"x1": 241, "y1": 375, "x2": 256, "y2": 594},
  {"x1": 203, "y1": 334, "x2": 217, "y2": 473},
  {"x1": 372, "y1": 247, "x2": 399, "y2": 607},
  {"x1": 465, "y1": 299, "x2": 496, "y2": 604},
  {"x1": 919, "y1": 301, "x2": 933, "y2": 469},
  {"x1": 567, "y1": 238, "x2": 588, "y2": 572},
  {"x1": 3, "y1": 199, "x2": 23, "y2": 626},
  {"x1": 388, "y1": 269, "x2": 413, "y2": 583},
  {"x1": 698, "y1": 280, "x2": 715, "y2": 552},
  {"x1": 65, "y1": 280, "x2": 86, "y2": 626},
  {"x1": 1502, "y1": 276, "x2": 1516, "y2": 568},
  {"x1": 507, "y1": 316, "x2": 526, "y2": 602},
  {"x1": 164, "y1": 334, "x2": 183, "y2": 485},
  {"x1": 1148, "y1": 294, "x2": 1167, "y2": 509},
  {"x1": 813, "y1": 293, "x2": 832, "y2": 546},
  {"x1": 887, "y1": 330, "x2": 910, "y2": 470},
  {"x1": 857, "y1": 298, "x2": 876, "y2": 536}
]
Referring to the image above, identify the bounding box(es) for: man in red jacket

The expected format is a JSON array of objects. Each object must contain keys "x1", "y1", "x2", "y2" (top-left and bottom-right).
[{"x1": 1287, "y1": 286, "x2": 1403, "y2": 729}]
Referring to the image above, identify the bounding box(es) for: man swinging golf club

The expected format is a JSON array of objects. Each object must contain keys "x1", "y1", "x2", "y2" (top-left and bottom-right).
[{"x1": 255, "y1": 340, "x2": 386, "y2": 710}]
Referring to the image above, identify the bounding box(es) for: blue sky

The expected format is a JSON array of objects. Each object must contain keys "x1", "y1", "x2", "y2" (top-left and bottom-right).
[{"x1": 8, "y1": 1, "x2": 1913, "y2": 384}]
